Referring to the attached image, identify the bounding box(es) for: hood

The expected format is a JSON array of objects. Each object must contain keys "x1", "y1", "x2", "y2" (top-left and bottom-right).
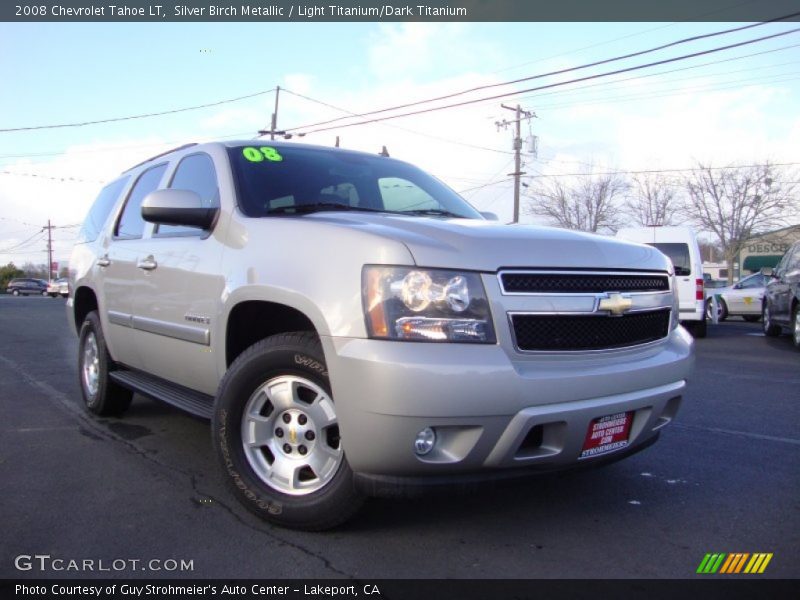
[{"x1": 304, "y1": 213, "x2": 671, "y2": 273}]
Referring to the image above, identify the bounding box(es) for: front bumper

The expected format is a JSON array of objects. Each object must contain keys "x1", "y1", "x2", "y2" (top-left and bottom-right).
[{"x1": 322, "y1": 325, "x2": 693, "y2": 482}]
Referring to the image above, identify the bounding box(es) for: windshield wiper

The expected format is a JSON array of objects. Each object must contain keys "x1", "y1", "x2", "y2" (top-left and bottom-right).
[
  {"x1": 401, "y1": 208, "x2": 465, "y2": 218},
  {"x1": 266, "y1": 203, "x2": 388, "y2": 215}
]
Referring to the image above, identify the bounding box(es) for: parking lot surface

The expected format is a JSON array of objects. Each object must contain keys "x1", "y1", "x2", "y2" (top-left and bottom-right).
[{"x1": 1, "y1": 296, "x2": 798, "y2": 579}]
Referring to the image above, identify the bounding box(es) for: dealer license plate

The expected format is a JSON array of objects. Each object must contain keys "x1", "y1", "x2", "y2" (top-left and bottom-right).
[{"x1": 580, "y1": 411, "x2": 634, "y2": 458}]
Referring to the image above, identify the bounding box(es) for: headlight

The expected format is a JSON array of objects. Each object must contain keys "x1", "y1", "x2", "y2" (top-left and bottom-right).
[
  {"x1": 670, "y1": 273, "x2": 680, "y2": 330},
  {"x1": 363, "y1": 266, "x2": 496, "y2": 343}
]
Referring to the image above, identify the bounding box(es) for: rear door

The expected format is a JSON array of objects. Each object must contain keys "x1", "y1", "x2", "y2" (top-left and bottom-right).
[
  {"x1": 773, "y1": 246, "x2": 800, "y2": 324},
  {"x1": 650, "y1": 242, "x2": 693, "y2": 313},
  {"x1": 101, "y1": 163, "x2": 168, "y2": 369}
]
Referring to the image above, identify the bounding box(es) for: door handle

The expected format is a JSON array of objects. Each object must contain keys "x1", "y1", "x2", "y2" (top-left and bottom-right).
[
  {"x1": 137, "y1": 256, "x2": 158, "y2": 271},
  {"x1": 96, "y1": 255, "x2": 110, "y2": 267}
]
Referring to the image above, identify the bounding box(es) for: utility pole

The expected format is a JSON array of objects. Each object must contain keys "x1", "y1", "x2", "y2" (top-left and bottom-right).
[
  {"x1": 497, "y1": 104, "x2": 535, "y2": 223},
  {"x1": 43, "y1": 219, "x2": 55, "y2": 281}
]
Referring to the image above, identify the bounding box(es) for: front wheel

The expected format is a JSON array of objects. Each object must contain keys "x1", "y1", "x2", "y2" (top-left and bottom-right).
[
  {"x1": 78, "y1": 311, "x2": 133, "y2": 416},
  {"x1": 11, "y1": 289, "x2": 19, "y2": 296},
  {"x1": 212, "y1": 332, "x2": 364, "y2": 530},
  {"x1": 762, "y1": 303, "x2": 781, "y2": 337},
  {"x1": 792, "y1": 306, "x2": 800, "y2": 350}
]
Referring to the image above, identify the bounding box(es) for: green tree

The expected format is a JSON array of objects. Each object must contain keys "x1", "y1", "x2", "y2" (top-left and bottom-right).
[{"x1": 0, "y1": 262, "x2": 24, "y2": 292}]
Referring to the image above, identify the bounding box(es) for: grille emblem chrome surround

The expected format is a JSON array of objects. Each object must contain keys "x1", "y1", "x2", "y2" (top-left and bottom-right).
[{"x1": 598, "y1": 293, "x2": 633, "y2": 316}]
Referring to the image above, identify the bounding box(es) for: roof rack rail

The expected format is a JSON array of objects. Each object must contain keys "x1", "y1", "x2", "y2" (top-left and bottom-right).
[{"x1": 123, "y1": 143, "x2": 198, "y2": 173}]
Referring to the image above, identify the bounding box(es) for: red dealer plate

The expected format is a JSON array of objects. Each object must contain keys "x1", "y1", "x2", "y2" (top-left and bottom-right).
[{"x1": 580, "y1": 411, "x2": 634, "y2": 458}]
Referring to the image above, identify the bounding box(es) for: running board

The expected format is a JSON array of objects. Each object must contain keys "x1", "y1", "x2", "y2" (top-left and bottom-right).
[{"x1": 109, "y1": 370, "x2": 214, "y2": 419}]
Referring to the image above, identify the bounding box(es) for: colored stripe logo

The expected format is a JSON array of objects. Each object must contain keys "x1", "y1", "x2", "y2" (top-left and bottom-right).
[{"x1": 697, "y1": 553, "x2": 773, "y2": 574}]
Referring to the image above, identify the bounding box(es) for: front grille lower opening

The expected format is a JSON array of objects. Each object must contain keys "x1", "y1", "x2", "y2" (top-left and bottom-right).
[{"x1": 512, "y1": 309, "x2": 670, "y2": 352}]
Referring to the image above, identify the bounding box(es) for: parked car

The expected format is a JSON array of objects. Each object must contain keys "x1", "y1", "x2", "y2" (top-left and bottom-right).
[
  {"x1": 616, "y1": 226, "x2": 707, "y2": 337},
  {"x1": 706, "y1": 272, "x2": 768, "y2": 322},
  {"x1": 47, "y1": 278, "x2": 69, "y2": 298},
  {"x1": 6, "y1": 278, "x2": 49, "y2": 296},
  {"x1": 762, "y1": 240, "x2": 800, "y2": 348},
  {"x1": 68, "y1": 141, "x2": 693, "y2": 529}
]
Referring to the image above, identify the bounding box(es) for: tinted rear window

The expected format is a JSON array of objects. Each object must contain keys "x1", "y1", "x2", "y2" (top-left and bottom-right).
[
  {"x1": 78, "y1": 176, "x2": 130, "y2": 243},
  {"x1": 650, "y1": 243, "x2": 691, "y2": 276}
]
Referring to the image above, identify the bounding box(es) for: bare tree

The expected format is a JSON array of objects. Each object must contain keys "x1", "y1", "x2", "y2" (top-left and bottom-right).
[
  {"x1": 526, "y1": 173, "x2": 628, "y2": 233},
  {"x1": 683, "y1": 161, "x2": 798, "y2": 283},
  {"x1": 625, "y1": 173, "x2": 680, "y2": 226}
]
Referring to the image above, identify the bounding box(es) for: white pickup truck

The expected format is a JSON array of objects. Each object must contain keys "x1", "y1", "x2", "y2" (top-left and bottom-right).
[{"x1": 68, "y1": 141, "x2": 694, "y2": 529}]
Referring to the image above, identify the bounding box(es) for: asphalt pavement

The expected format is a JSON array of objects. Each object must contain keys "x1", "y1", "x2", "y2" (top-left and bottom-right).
[{"x1": 0, "y1": 296, "x2": 798, "y2": 579}]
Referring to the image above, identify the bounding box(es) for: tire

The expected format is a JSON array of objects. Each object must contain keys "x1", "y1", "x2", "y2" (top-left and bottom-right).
[
  {"x1": 687, "y1": 316, "x2": 707, "y2": 338},
  {"x1": 792, "y1": 306, "x2": 800, "y2": 350},
  {"x1": 11, "y1": 289, "x2": 19, "y2": 296},
  {"x1": 705, "y1": 298, "x2": 727, "y2": 322},
  {"x1": 762, "y1": 303, "x2": 781, "y2": 337},
  {"x1": 78, "y1": 311, "x2": 133, "y2": 416},
  {"x1": 212, "y1": 332, "x2": 364, "y2": 531},
  {"x1": 41, "y1": 290, "x2": 48, "y2": 296},
  {"x1": 743, "y1": 315, "x2": 760, "y2": 323}
]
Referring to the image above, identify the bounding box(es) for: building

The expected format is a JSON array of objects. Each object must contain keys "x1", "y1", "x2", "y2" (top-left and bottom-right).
[{"x1": 738, "y1": 224, "x2": 800, "y2": 275}]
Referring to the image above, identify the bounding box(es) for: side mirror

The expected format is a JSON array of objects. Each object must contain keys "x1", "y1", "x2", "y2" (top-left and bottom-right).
[
  {"x1": 480, "y1": 211, "x2": 500, "y2": 221},
  {"x1": 142, "y1": 189, "x2": 218, "y2": 230},
  {"x1": 760, "y1": 266, "x2": 774, "y2": 277}
]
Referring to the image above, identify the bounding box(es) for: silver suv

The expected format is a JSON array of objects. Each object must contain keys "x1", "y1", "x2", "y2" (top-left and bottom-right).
[{"x1": 68, "y1": 141, "x2": 694, "y2": 529}]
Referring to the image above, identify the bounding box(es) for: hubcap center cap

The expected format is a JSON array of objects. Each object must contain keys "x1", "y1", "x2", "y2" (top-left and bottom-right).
[{"x1": 276, "y1": 409, "x2": 316, "y2": 457}]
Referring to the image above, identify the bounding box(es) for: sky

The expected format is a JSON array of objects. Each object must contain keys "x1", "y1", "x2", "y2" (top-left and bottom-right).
[{"x1": 1, "y1": 18, "x2": 799, "y2": 269}]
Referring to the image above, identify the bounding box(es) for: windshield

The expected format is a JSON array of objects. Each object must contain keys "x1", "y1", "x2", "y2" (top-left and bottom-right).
[
  {"x1": 649, "y1": 242, "x2": 691, "y2": 276},
  {"x1": 227, "y1": 144, "x2": 482, "y2": 219}
]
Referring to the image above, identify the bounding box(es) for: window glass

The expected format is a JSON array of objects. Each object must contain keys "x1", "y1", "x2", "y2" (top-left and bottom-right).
[
  {"x1": 158, "y1": 153, "x2": 219, "y2": 235},
  {"x1": 650, "y1": 243, "x2": 691, "y2": 276},
  {"x1": 785, "y1": 245, "x2": 800, "y2": 271},
  {"x1": 115, "y1": 164, "x2": 167, "y2": 239},
  {"x1": 738, "y1": 274, "x2": 762, "y2": 289},
  {"x1": 78, "y1": 176, "x2": 130, "y2": 243},
  {"x1": 227, "y1": 145, "x2": 481, "y2": 219},
  {"x1": 378, "y1": 177, "x2": 438, "y2": 211}
]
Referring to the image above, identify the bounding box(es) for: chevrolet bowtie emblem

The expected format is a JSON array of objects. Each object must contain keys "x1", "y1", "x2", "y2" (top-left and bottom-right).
[{"x1": 598, "y1": 293, "x2": 633, "y2": 316}]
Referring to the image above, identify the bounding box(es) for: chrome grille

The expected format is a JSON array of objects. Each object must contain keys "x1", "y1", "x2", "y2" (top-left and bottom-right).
[
  {"x1": 511, "y1": 310, "x2": 671, "y2": 352},
  {"x1": 500, "y1": 272, "x2": 669, "y2": 294}
]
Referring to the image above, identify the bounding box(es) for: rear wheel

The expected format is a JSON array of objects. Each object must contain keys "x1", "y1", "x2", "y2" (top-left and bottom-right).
[
  {"x1": 792, "y1": 306, "x2": 800, "y2": 350},
  {"x1": 762, "y1": 303, "x2": 781, "y2": 337},
  {"x1": 688, "y1": 316, "x2": 707, "y2": 338},
  {"x1": 78, "y1": 311, "x2": 133, "y2": 416},
  {"x1": 212, "y1": 332, "x2": 364, "y2": 530},
  {"x1": 705, "y1": 298, "x2": 728, "y2": 322}
]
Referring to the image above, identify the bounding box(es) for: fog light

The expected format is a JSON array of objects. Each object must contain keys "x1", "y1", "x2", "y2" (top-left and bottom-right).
[{"x1": 414, "y1": 427, "x2": 436, "y2": 456}]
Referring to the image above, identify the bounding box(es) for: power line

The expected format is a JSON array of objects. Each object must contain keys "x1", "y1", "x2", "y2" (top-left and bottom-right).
[
  {"x1": 528, "y1": 73, "x2": 800, "y2": 113},
  {"x1": 511, "y1": 42, "x2": 800, "y2": 106},
  {"x1": 293, "y1": 27, "x2": 800, "y2": 136},
  {"x1": 0, "y1": 89, "x2": 276, "y2": 133},
  {"x1": 286, "y1": 15, "x2": 800, "y2": 133},
  {"x1": 0, "y1": 230, "x2": 44, "y2": 253},
  {"x1": 491, "y1": 0, "x2": 762, "y2": 75},
  {"x1": 279, "y1": 88, "x2": 513, "y2": 155}
]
